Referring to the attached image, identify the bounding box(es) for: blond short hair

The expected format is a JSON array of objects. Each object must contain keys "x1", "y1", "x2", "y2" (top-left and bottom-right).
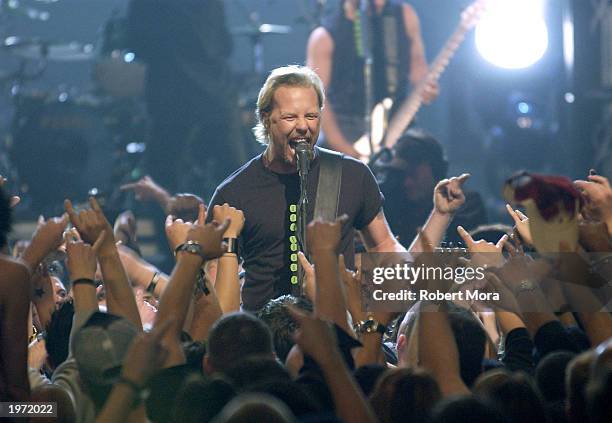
[{"x1": 253, "y1": 65, "x2": 325, "y2": 145}]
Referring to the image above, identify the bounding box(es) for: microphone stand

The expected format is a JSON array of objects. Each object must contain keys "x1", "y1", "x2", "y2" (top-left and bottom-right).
[{"x1": 295, "y1": 143, "x2": 313, "y2": 293}]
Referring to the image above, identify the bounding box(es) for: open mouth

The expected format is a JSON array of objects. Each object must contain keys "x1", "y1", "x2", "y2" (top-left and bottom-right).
[{"x1": 289, "y1": 138, "x2": 310, "y2": 149}]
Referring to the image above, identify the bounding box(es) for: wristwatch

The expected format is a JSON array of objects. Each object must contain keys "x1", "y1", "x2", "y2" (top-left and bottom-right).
[
  {"x1": 175, "y1": 240, "x2": 205, "y2": 259},
  {"x1": 516, "y1": 279, "x2": 537, "y2": 294},
  {"x1": 355, "y1": 318, "x2": 387, "y2": 335}
]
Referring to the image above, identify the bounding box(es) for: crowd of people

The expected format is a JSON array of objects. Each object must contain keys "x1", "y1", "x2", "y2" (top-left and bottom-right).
[{"x1": 0, "y1": 61, "x2": 610, "y2": 423}]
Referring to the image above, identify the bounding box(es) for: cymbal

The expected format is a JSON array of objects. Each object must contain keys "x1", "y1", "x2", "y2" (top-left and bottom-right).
[
  {"x1": 3, "y1": 36, "x2": 95, "y2": 61},
  {"x1": 232, "y1": 23, "x2": 292, "y2": 37}
]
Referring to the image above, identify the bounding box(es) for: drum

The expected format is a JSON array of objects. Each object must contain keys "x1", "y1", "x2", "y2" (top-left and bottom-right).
[{"x1": 10, "y1": 95, "x2": 116, "y2": 211}]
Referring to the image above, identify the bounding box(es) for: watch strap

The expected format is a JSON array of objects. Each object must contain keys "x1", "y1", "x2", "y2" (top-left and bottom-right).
[{"x1": 174, "y1": 240, "x2": 204, "y2": 259}]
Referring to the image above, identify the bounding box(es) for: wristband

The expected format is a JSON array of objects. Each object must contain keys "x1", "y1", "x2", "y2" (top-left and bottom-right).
[
  {"x1": 224, "y1": 237, "x2": 237, "y2": 254},
  {"x1": 515, "y1": 280, "x2": 537, "y2": 295},
  {"x1": 146, "y1": 271, "x2": 161, "y2": 294},
  {"x1": 117, "y1": 376, "x2": 143, "y2": 393},
  {"x1": 116, "y1": 376, "x2": 147, "y2": 405},
  {"x1": 72, "y1": 278, "x2": 96, "y2": 287}
]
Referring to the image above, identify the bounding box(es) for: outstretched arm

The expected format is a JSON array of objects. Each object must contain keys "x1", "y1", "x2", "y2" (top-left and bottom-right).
[
  {"x1": 418, "y1": 304, "x2": 470, "y2": 396},
  {"x1": 308, "y1": 215, "x2": 352, "y2": 334},
  {"x1": 0, "y1": 259, "x2": 31, "y2": 400},
  {"x1": 211, "y1": 203, "x2": 245, "y2": 313},
  {"x1": 409, "y1": 174, "x2": 470, "y2": 252},
  {"x1": 95, "y1": 321, "x2": 171, "y2": 423},
  {"x1": 117, "y1": 245, "x2": 169, "y2": 299},
  {"x1": 20, "y1": 214, "x2": 68, "y2": 272},
  {"x1": 65, "y1": 198, "x2": 141, "y2": 329},
  {"x1": 157, "y1": 207, "x2": 228, "y2": 366},
  {"x1": 289, "y1": 306, "x2": 377, "y2": 423},
  {"x1": 120, "y1": 175, "x2": 172, "y2": 212}
]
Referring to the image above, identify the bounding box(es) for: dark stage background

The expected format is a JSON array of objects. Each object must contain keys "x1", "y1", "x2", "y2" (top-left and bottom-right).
[{"x1": 0, "y1": 0, "x2": 608, "y2": 259}]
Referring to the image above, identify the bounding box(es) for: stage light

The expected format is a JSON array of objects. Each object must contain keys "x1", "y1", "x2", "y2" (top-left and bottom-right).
[
  {"x1": 517, "y1": 102, "x2": 531, "y2": 114},
  {"x1": 475, "y1": 0, "x2": 549, "y2": 69}
]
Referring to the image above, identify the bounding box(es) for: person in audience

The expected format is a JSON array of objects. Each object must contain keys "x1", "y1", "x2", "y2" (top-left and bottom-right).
[
  {"x1": 204, "y1": 312, "x2": 275, "y2": 375},
  {"x1": 0, "y1": 184, "x2": 31, "y2": 400},
  {"x1": 3, "y1": 150, "x2": 612, "y2": 423},
  {"x1": 376, "y1": 128, "x2": 487, "y2": 246}
]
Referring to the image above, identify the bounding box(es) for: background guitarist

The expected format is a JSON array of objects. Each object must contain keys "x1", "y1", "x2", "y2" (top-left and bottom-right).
[{"x1": 307, "y1": 0, "x2": 439, "y2": 159}]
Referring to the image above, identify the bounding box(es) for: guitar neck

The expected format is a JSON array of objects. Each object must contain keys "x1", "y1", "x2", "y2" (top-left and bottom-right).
[{"x1": 383, "y1": 21, "x2": 473, "y2": 149}]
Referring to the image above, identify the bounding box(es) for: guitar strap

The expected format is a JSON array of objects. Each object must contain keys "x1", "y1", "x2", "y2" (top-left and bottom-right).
[
  {"x1": 313, "y1": 148, "x2": 343, "y2": 222},
  {"x1": 382, "y1": 13, "x2": 399, "y2": 98}
]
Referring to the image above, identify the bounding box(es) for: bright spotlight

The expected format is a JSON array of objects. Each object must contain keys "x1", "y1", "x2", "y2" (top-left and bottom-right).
[
  {"x1": 475, "y1": 0, "x2": 549, "y2": 69},
  {"x1": 517, "y1": 102, "x2": 531, "y2": 114}
]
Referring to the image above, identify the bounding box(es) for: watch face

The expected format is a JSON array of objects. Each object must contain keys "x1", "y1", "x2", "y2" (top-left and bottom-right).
[
  {"x1": 179, "y1": 242, "x2": 203, "y2": 257},
  {"x1": 186, "y1": 244, "x2": 200, "y2": 254}
]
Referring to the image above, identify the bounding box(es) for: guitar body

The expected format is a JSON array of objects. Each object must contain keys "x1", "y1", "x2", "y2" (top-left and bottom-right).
[{"x1": 353, "y1": 97, "x2": 394, "y2": 163}]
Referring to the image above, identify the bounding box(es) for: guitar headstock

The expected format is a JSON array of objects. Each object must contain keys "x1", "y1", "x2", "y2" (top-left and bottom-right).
[{"x1": 460, "y1": 0, "x2": 488, "y2": 30}]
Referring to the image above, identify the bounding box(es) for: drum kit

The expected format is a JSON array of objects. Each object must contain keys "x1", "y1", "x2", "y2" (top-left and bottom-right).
[{"x1": 0, "y1": 0, "x2": 325, "y2": 215}]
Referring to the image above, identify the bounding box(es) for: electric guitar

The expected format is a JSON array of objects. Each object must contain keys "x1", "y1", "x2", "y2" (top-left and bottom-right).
[{"x1": 354, "y1": 0, "x2": 487, "y2": 163}]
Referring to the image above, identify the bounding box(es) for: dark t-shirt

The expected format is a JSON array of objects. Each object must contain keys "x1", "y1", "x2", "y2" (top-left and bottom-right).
[{"x1": 208, "y1": 148, "x2": 384, "y2": 310}]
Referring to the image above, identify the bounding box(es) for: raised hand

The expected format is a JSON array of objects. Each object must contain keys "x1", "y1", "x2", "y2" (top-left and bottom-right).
[
  {"x1": 65, "y1": 197, "x2": 115, "y2": 254},
  {"x1": 34, "y1": 214, "x2": 70, "y2": 251},
  {"x1": 164, "y1": 204, "x2": 204, "y2": 251},
  {"x1": 166, "y1": 193, "x2": 205, "y2": 221},
  {"x1": 165, "y1": 215, "x2": 192, "y2": 252},
  {"x1": 27, "y1": 338, "x2": 47, "y2": 371},
  {"x1": 457, "y1": 225, "x2": 508, "y2": 267},
  {"x1": 433, "y1": 173, "x2": 469, "y2": 215},
  {"x1": 492, "y1": 254, "x2": 551, "y2": 296},
  {"x1": 120, "y1": 175, "x2": 168, "y2": 203},
  {"x1": 212, "y1": 203, "x2": 245, "y2": 238},
  {"x1": 574, "y1": 175, "x2": 612, "y2": 225},
  {"x1": 297, "y1": 251, "x2": 316, "y2": 301},
  {"x1": 185, "y1": 218, "x2": 230, "y2": 260},
  {"x1": 338, "y1": 254, "x2": 363, "y2": 321},
  {"x1": 22, "y1": 213, "x2": 69, "y2": 269},
  {"x1": 578, "y1": 220, "x2": 611, "y2": 252},
  {"x1": 481, "y1": 272, "x2": 522, "y2": 315},
  {"x1": 64, "y1": 230, "x2": 105, "y2": 282},
  {"x1": 506, "y1": 204, "x2": 533, "y2": 246},
  {"x1": 306, "y1": 214, "x2": 349, "y2": 255}
]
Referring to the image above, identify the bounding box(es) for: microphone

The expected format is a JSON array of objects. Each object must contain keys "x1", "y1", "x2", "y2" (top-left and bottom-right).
[{"x1": 294, "y1": 141, "x2": 314, "y2": 177}]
